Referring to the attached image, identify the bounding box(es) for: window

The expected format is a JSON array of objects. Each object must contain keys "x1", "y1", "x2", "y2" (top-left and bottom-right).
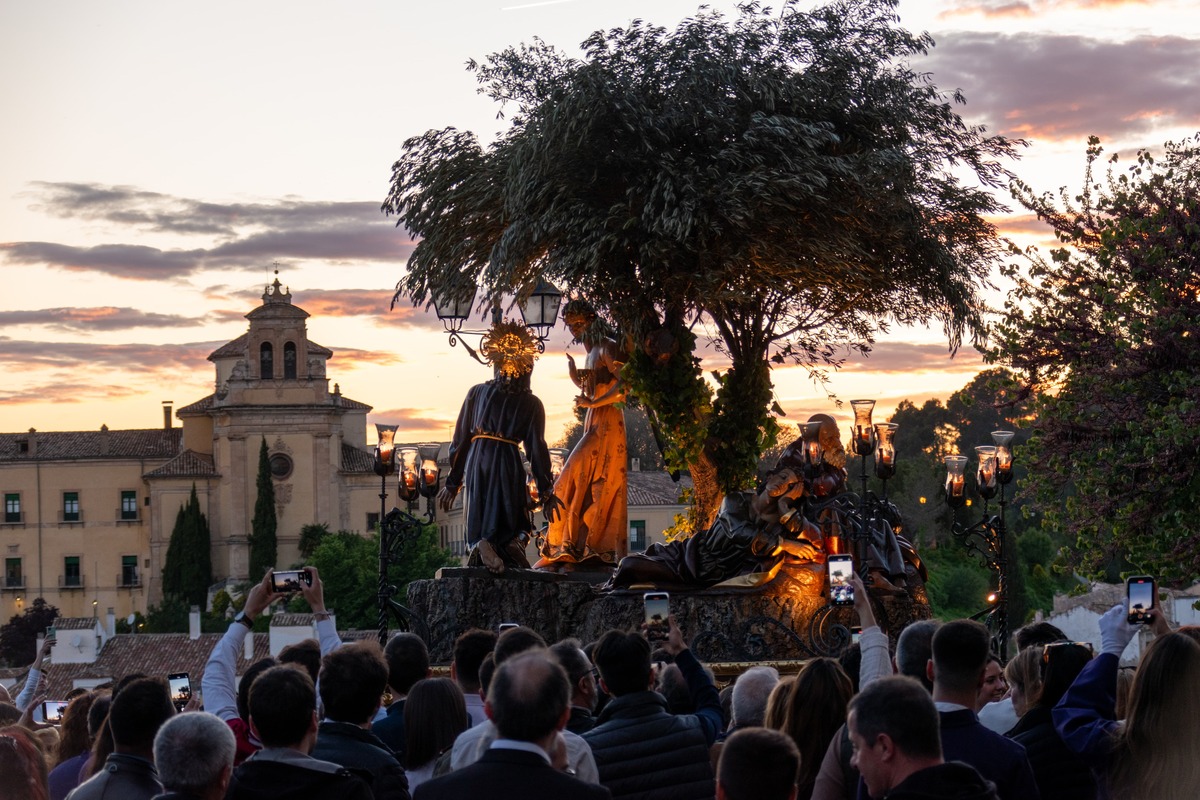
[
  {"x1": 283, "y1": 341, "x2": 297, "y2": 379},
  {"x1": 366, "y1": 512, "x2": 380, "y2": 532},
  {"x1": 63, "y1": 492, "x2": 80, "y2": 523},
  {"x1": 4, "y1": 558, "x2": 21, "y2": 588},
  {"x1": 3, "y1": 494, "x2": 19, "y2": 524},
  {"x1": 63, "y1": 556, "x2": 81, "y2": 588},
  {"x1": 120, "y1": 491, "x2": 138, "y2": 521},
  {"x1": 268, "y1": 453, "x2": 293, "y2": 480},
  {"x1": 121, "y1": 555, "x2": 138, "y2": 587},
  {"x1": 629, "y1": 520, "x2": 647, "y2": 552},
  {"x1": 259, "y1": 342, "x2": 274, "y2": 379}
]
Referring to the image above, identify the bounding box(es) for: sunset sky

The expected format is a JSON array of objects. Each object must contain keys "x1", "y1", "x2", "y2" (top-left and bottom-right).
[{"x1": 2, "y1": 0, "x2": 1198, "y2": 446}]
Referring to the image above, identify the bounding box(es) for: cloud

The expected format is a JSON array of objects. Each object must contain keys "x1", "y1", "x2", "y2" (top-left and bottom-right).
[
  {"x1": 368, "y1": 407, "x2": 457, "y2": 436},
  {"x1": 0, "y1": 381, "x2": 150, "y2": 407},
  {"x1": 0, "y1": 307, "x2": 206, "y2": 333},
  {"x1": 923, "y1": 32, "x2": 1200, "y2": 141},
  {"x1": 839, "y1": 341, "x2": 987, "y2": 373},
  {"x1": 211, "y1": 287, "x2": 447, "y2": 331},
  {"x1": 3, "y1": 182, "x2": 418, "y2": 279},
  {"x1": 940, "y1": 0, "x2": 1159, "y2": 18}
]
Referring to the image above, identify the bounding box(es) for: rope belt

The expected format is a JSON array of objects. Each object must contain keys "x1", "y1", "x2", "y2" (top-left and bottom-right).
[{"x1": 471, "y1": 433, "x2": 520, "y2": 447}]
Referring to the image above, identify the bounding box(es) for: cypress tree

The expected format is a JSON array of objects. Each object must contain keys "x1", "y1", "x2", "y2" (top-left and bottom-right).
[
  {"x1": 162, "y1": 484, "x2": 213, "y2": 606},
  {"x1": 250, "y1": 438, "x2": 278, "y2": 577}
]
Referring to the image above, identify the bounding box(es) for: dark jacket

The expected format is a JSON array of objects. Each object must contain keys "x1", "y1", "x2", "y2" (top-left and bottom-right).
[
  {"x1": 67, "y1": 753, "x2": 161, "y2": 800},
  {"x1": 371, "y1": 699, "x2": 406, "y2": 758},
  {"x1": 1051, "y1": 652, "x2": 1122, "y2": 800},
  {"x1": 1006, "y1": 705, "x2": 1098, "y2": 800},
  {"x1": 885, "y1": 762, "x2": 999, "y2": 800},
  {"x1": 567, "y1": 705, "x2": 597, "y2": 735},
  {"x1": 311, "y1": 720, "x2": 410, "y2": 800},
  {"x1": 414, "y1": 748, "x2": 610, "y2": 800},
  {"x1": 938, "y1": 710, "x2": 1040, "y2": 800},
  {"x1": 583, "y1": 649, "x2": 722, "y2": 800},
  {"x1": 225, "y1": 750, "x2": 374, "y2": 800}
]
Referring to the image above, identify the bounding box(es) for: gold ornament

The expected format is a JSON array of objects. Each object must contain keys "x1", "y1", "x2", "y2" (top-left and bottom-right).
[{"x1": 481, "y1": 320, "x2": 538, "y2": 378}]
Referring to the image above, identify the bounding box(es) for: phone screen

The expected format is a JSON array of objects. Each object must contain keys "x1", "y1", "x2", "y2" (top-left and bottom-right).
[
  {"x1": 850, "y1": 626, "x2": 863, "y2": 645},
  {"x1": 42, "y1": 700, "x2": 68, "y2": 724},
  {"x1": 828, "y1": 556, "x2": 854, "y2": 606},
  {"x1": 1127, "y1": 576, "x2": 1155, "y2": 624},
  {"x1": 271, "y1": 570, "x2": 308, "y2": 593},
  {"x1": 644, "y1": 592, "x2": 670, "y2": 642},
  {"x1": 168, "y1": 673, "x2": 192, "y2": 711},
  {"x1": 498, "y1": 623, "x2": 519, "y2": 632}
]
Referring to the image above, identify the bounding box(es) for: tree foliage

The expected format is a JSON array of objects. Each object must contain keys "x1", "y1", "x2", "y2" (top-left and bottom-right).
[
  {"x1": 991, "y1": 135, "x2": 1200, "y2": 585},
  {"x1": 250, "y1": 438, "x2": 278, "y2": 577},
  {"x1": 0, "y1": 598, "x2": 58, "y2": 667},
  {"x1": 162, "y1": 484, "x2": 213, "y2": 607},
  {"x1": 385, "y1": 0, "x2": 1019, "y2": 527}
]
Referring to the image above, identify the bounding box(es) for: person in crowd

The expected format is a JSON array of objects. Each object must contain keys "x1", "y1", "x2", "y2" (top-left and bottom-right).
[
  {"x1": 550, "y1": 638, "x2": 599, "y2": 734},
  {"x1": 978, "y1": 622, "x2": 1067, "y2": 734},
  {"x1": 448, "y1": 627, "x2": 599, "y2": 782},
  {"x1": 999, "y1": 649, "x2": 1041, "y2": 724},
  {"x1": 848, "y1": 676, "x2": 998, "y2": 800},
  {"x1": 656, "y1": 663, "x2": 694, "y2": 715},
  {"x1": 0, "y1": 704, "x2": 19, "y2": 727},
  {"x1": 716, "y1": 727, "x2": 800, "y2": 800},
  {"x1": 450, "y1": 629, "x2": 495, "y2": 726},
  {"x1": 1113, "y1": 664, "x2": 1135, "y2": 719},
  {"x1": 414, "y1": 651, "x2": 611, "y2": 800},
  {"x1": 584, "y1": 616, "x2": 723, "y2": 800},
  {"x1": 47, "y1": 691, "x2": 96, "y2": 800},
  {"x1": 772, "y1": 658, "x2": 853, "y2": 800},
  {"x1": 402, "y1": 678, "x2": 467, "y2": 790},
  {"x1": 927, "y1": 620, "x2": 1039, "y2": 800},
  {"x1": 0, "y1": 724, "x2": 50, "y2": 800},
  {"x1": 1054, "y1": 604, "x2": 1200, "y2": 800},
  {"x1": 84, "y1": 673, "x2": 149, "y2": 780},
  {"x1": 728, "y1": 666, "x2": 779, "y2": 733},
  {"x1": 277, "y1": 640, "x2": 322, "y2": 685},
  {"x1": 67, "y1": 677, "x2": 175, "y2": 800},
  {"x1": 14, "y1": 636, "x2": 54, "y2": 712},
  {"x1": 372, "y1": 633, "x2": 431, "y2": 758},
  {"x1": 762, "y1": 678, "x2": 793, "y2": 733},
  {"x1": 311, "y1": 641, "x2": 410, "y2": 800},
  {"x1": 1005, "y1": 641, "x2": 1096, "y2": 800},
  {"x1": 975, "y1": 655, "x2": 1006, "y2": 712},
  {"x1": 225, "y1": 665, "x2": 372, "y2": 800},
  {"x1": 71, "y1": 694, "x2": 111, "y2": 788},
  {"x1": 151, "y1": 712, "x2": 236, "y2": 800},
  {"x1": 203, "y1": 568, "x2": 337, "y2": 765}
]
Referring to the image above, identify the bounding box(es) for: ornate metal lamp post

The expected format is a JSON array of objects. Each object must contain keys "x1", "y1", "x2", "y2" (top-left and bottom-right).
[{"x1": 431, "y1": 280, "x2": 563, "y2": 362}]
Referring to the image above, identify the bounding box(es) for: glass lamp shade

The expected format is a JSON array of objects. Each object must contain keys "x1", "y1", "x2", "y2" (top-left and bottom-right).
[
  {"x1": 417, "y1": 443, "x2": 442, "y2": 499},
  {"x1": 802, "y1": 420, "x2": 825, "y2": 473},
  {"x1": 874, "y1": 423, "x2": 898, "y2": 480},
  {"x1": 431, "y1": 287, "x2": 477, "y2": 334},
  {"x1": 373, "y1": 424, "x2": 398, "y2": 477},
  {"x1": 518, "y1": 279, "x2": 563, "y2": 339},
  {"x1": 850, "y1": 399, "x2": 876, "y2": 456},
  {"x1": 975, "y1": 445, "x2": 998, "y2": 500},
  {"x1": 991, "y1": 430, "x2": 1015, "y2": 485},
  {"x1": 945, "y1": 455, "x2": 968, "y2": 508},
  {"x1": 549, "y1": 448, "x2": 568, "y2": 484},
  {"x1": 397, "y1": 447, "x2": 420, "y2": 503}
]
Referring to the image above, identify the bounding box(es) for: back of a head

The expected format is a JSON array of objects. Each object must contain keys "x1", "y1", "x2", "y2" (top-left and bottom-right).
[
  {"x1": 493, "y1": 626, "x2": 547, "y2": 665},
  {"x1": 0, "y1": 725, "x2": 49, "y2": 800},
  {"x1": 849, "y1": 676, "x2": 941, "y2": 762},
  {"x1": 731, "y1": 666, "x2": 780, "y2": 728},
  {"x1": 108, "y1": 677, "x2": 175, "y2": 753},
  {"x1": 762, "y1": 677, "x2": 793, "y2": 730},
  {"x1": 453, "y1": 628, "x2": 497, "y2": 691},
  {"x1": 1110, "y1": 632, "x2": 1200, "y2": 799},
  {"x1": 1004, "y1": 647, "x2": 1043, "y2": 709},
  {"x1": 931, "y1": 620, "x2": 990, "y2": 694},
  {"x1": 278, "y1": 639, "x2": 322, "y2": 684},
  {"x1": 237, "y1": 657, "x2": 278, "y2": 721},
  {"x1": 56, "y1": 691, "x2": 97, "y2": 764},
  {"x1": 384, "y1": 633, "x2": 430, "y2": 695},
  {"x1": 895, "y1": 620, "x2": 940, "y2": 691},
  {"x1": 0, "y1": 704, "x2": 20, "y2": 727},
  {"x1": 593, "y1": 629, "x2": 651, "y2": 697},
  {"x1": 404, "y1": 677, "x2": 468, "y2": 770},
  {"x1": 249, "y1": 665, "x2": 315, "y2": 749},
  {"x1": 717, "y1": 727, "x2": 799, "y2": 800},
  {"x1": 1037, "y1": 642, "x2": 1093, "y2": 709},
  {"x1": 319, "y1": 640, "x2": 388, "y2": 724},
  {"x1": 487, "y1": 651, "x2": 569, "y2": 743},
  {"x1": 1015, "y1": 621, "x2": 1067, "y2": 652},
  {"x1": 781, "y1": 658, "x2": 853, "y2": 786},
  {"x1": 153, "y1": 712, "x2": 236, "y2": 794},
  {"x1": 550, "y1": 638, "x2": 592, "y2": 692}
]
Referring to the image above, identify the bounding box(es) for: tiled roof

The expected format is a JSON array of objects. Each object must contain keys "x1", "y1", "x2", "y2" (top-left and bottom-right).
[
  {"x1": 208, "y1": 333, "x2": 334, "y2": 361},
  {"x1": 144, "y1": 450, "x2": 218, "y2": 479},
  {"x1": 335, "y1": 396, "x2": 371, "y2": 411},
  {"x1": 341, "y1": 443, "x2": 374, "y2": 474},
  {"x1": 53, "y1": 618, "x2": 102, "y2": 631},
  {"x1": 0, "y1": 429, "x2": 181, "y2": 462},
  {"x1": 177, "y1": 394, "x2": 215, "y2": 415},
  {"x1": 627, "y1": 471, "x2": 693, "y2": 506},
  {"x1": 270, "y1": 613, "x2": 315, "y2": 627}
]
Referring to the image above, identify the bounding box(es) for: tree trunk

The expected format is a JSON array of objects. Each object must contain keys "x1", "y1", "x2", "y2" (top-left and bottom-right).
[{"x1": 689, "y1": 447, "x2": 722, "y2": 531}]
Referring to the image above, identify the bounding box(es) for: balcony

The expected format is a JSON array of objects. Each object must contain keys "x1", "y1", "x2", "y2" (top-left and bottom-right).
[
  {"x1": 117, "y1": 572, "x2": 141, "y2": 588},
  {"x1": 2, "y1": 576, "x2": 23, "y2": 591},
  {"x1": 2, "y1": 511, "x2": 22, "y2": 525},
  {"x1": 58, "y1": 574, "x2": 85, "y2": 590},
  {"x1": 115, "y1": 507, "x2": 140, "y2": 523},
  {"x1": 58, "y1": 511, "x2": 84, "y2": 524}
]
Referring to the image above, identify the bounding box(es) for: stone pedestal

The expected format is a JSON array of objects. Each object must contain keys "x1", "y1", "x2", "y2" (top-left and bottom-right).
[{"x1": 406, "y1": 562, "x2": 930, "y2": 664}]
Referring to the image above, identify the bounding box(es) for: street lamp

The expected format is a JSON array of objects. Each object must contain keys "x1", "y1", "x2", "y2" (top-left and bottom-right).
[{"x1": 430, "y1": 280, "x2": 563, "y2": 363}]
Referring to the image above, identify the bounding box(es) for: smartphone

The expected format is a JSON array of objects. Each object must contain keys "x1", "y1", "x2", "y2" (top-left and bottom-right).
[
  {"x1": 498, "y1": 622, "x2": 519, "y2": 633},
  {"x1": 168, "y1": 672, "x2": 192, "y2": 712},
  {"x1": 1127, "y1": 575, "x2": 1156, "y2": 625},
  {"x1": 850, "y1": 625, "x2": 863, "y2": 645},
  {"x1": 271, "y1": 569, "x2": 312, "y2": 593},
  {"x1": 643, "y1": 591, "x2": 670, "y2": 642},
  {"x1": 41, "y1": 700, "x2": 68, "y2": 724},
  {"x1": 46, "y1": 624, "x2": 56, "y2": 641},
  {"x1": 828, "y1": 554, "x2": 855, "y2": 606}
]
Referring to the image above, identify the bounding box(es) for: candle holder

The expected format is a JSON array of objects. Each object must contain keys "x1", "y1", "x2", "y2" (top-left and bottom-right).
[
  {"x1": 801, "y1": 420, "x2": 825, "y2": 478},
  {"x1": 944, "y1": 455, "x2": 968, "y2": 508},
  {"x1": 850, "y1": 399, "x2": 876, "y2": 457},
  {"x1": 975, "y1": 446, "x2": 998, "y2": 502},
  {"x1": 991, "y1": 430, "x2": 1015, "y2": 485},
  {"x1": 874, "y1": 423, "x2": 898, "y2": 481}
]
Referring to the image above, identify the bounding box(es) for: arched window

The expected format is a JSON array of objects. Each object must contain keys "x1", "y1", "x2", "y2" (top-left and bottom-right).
[
  {"x1": 259, "y1": 342, "x2": 274, "y2": 379},
  {"x1": 283, "y1": 342, "x2": 297, "y2": 379}
]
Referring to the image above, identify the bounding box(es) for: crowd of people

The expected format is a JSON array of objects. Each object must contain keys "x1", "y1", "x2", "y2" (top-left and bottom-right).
[{"x1": 2, "y1": 565, "x2": 1198, "y2": 800}]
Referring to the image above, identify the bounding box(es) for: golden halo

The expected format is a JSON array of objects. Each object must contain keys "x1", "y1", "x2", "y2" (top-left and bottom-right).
[{"x1": 480, "y1": 320, "x2": 538, "y2": 378}]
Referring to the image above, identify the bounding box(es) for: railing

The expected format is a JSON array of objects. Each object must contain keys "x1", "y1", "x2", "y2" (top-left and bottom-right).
[
  {"x1": 117, "y1": 572, "x2": 141, "y2": 588},
  {"x1": 58, "y1": 511, "x2": 84, "y2": 524},
  {"x1": 58, "y1": 574, "x2": 85, "y2": 589},
  {"x1": 115, "y1": 507, "x2": 140, "y2": 522},
  {"x1": 2, "y1": 511, "x2": 22, "y2": 524},
  {"x1": 2, "y1": 576, "x2": 24, "y2": 589}
]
